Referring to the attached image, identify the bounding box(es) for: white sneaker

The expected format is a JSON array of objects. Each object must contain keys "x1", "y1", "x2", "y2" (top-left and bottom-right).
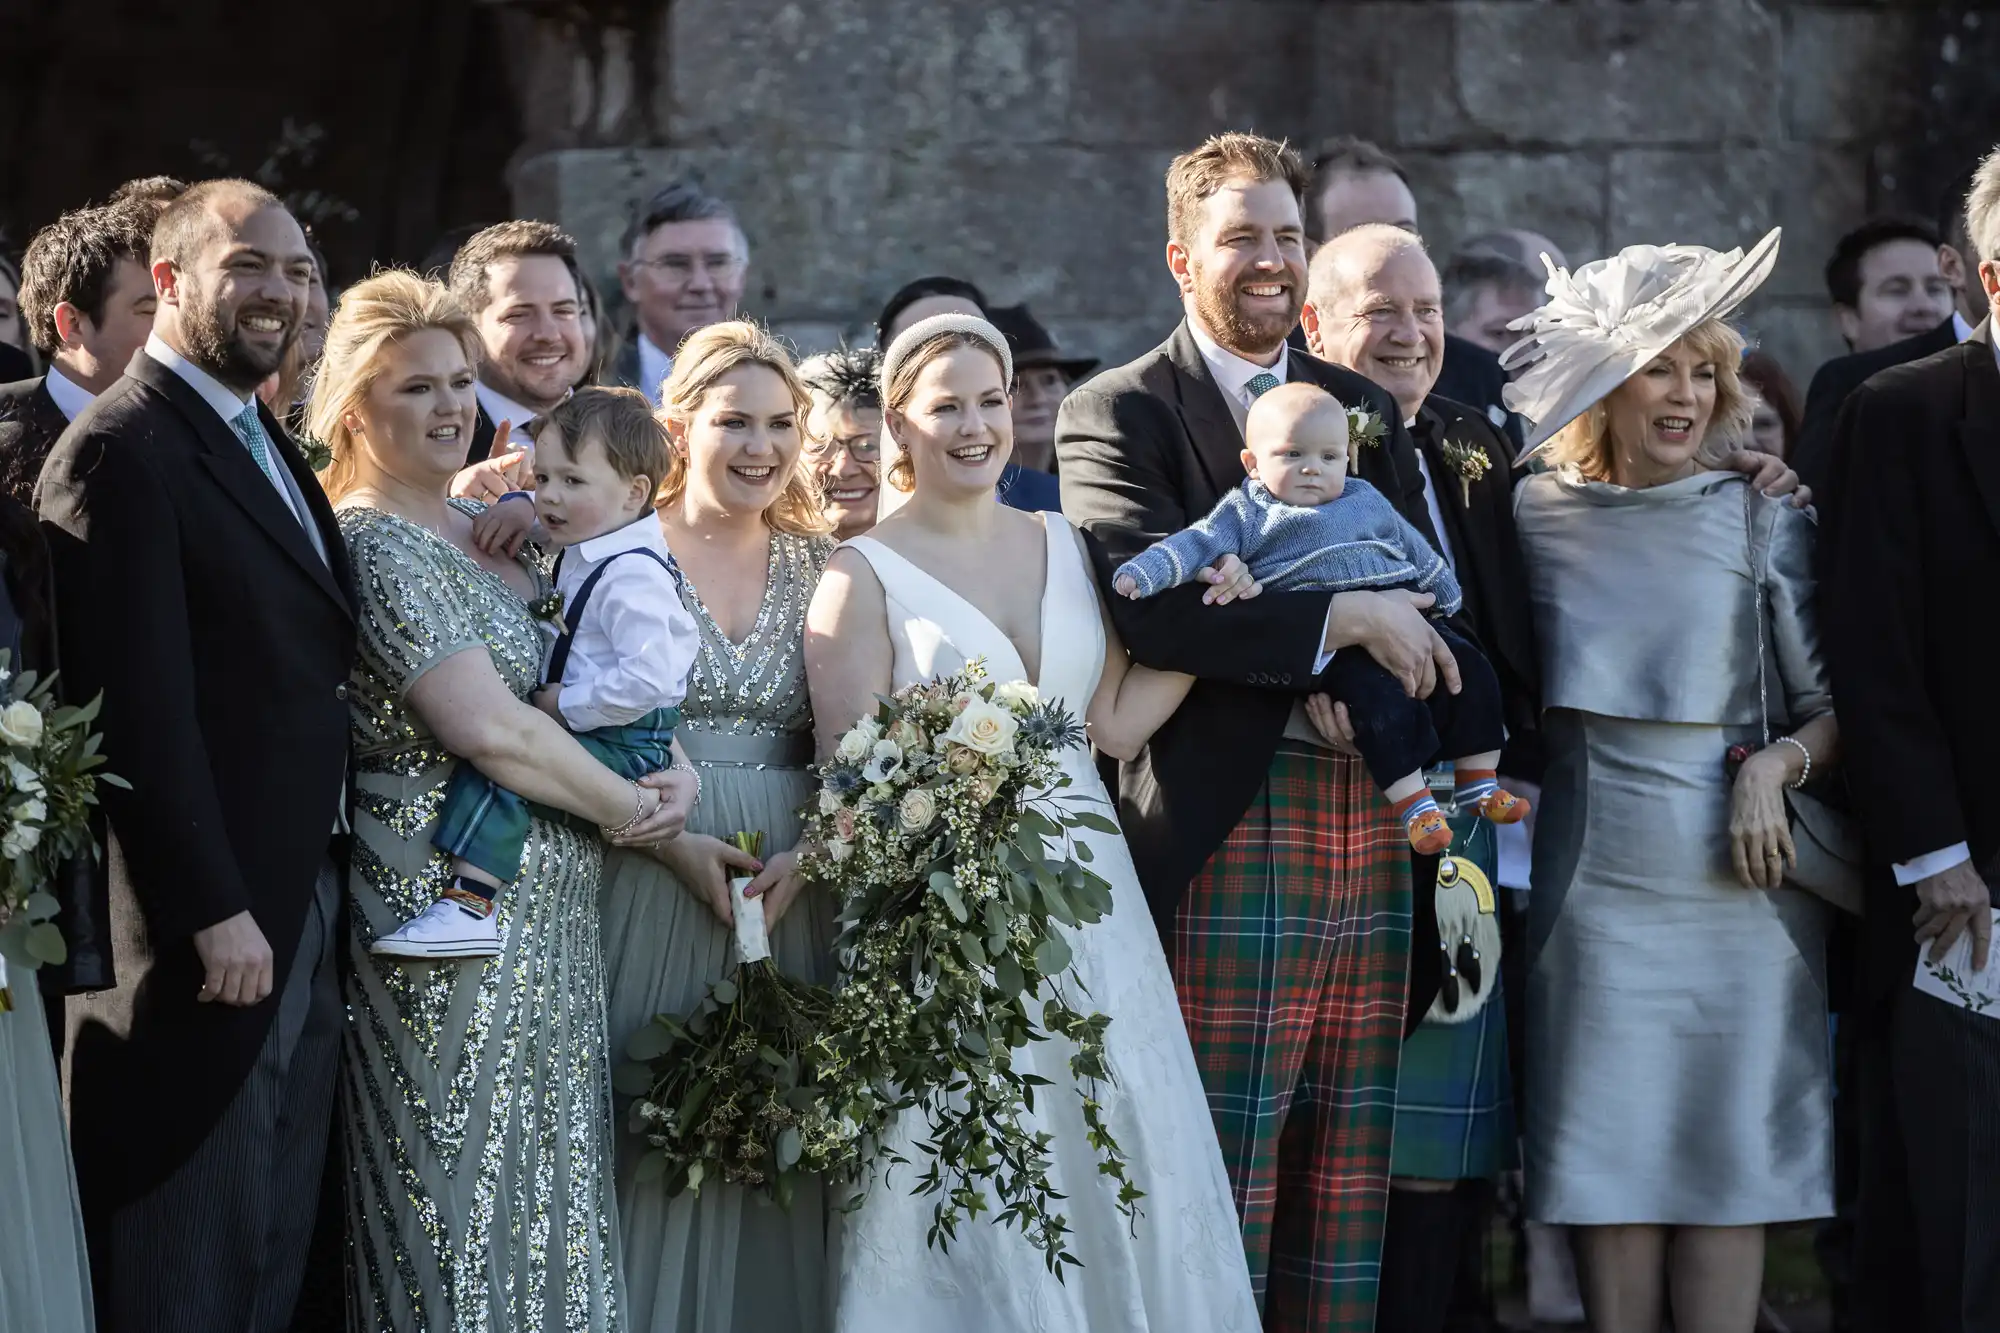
[{"x1": 371, "y1": 898, "x2": 500, "y2": 960}]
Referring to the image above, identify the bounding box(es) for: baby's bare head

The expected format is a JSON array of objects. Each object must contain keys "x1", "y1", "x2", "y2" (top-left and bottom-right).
[{"x1": 1242, "y1": 382, "x2": 1351, "y2": 506}]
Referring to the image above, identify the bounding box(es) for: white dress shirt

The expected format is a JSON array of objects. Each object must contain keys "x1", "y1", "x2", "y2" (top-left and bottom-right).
[
  {"x1": 43, "y1": 364, "x2": 95, "y2": 423},
  {"x1": 144, "y1": 333, "x2": 304, "y2": 525},
  {"x1": 1405, "y1": 421, "x2": 1457, "y2": 572},
  {"x1": 552, "y1": 513, "x2": 701, "y2": 733},
  {"x1": 1896, "y1": 326, "x2": 2000, "y2": 885},
  {"x1": 637, "y1": 332, "x2": 673, "y2": 409}
]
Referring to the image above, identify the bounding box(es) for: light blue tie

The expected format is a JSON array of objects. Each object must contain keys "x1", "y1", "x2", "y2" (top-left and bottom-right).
[
  {"x1": 1245, "y1": 371, "x2": 1281, "y2": 399},
  {"x1": 230, "y1": 403, "x2": 280, "y2": 486}
]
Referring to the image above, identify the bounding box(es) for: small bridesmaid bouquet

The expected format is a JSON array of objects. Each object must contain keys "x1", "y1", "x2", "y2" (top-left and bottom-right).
[{"x1": 617, "y1": 830, "x2": 854, "y2": 1208}]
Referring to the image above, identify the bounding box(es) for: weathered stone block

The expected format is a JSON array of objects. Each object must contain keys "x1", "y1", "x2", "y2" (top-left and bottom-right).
[
  {"x1": 1073, "y1": 0, "x2": 1321, "y2": 148},
  {"x1": 1768, "y1": 146, "x2": 1870, "y2": 301},
  {"x1": 661, "y1": 0, "x2": 1076, "y2": 150},
  {"x1": 1608, "y1": 147, "x2": 1778, "y2": 254},
  {"x1": 1405, "y1": 0, "x2": 1782, "y2": 149},
  {"x1": 1311, "y1": 2, "x2": 1459, "y2": 149},
  {"x1": 1784, "y1": 7, "x2": 1919, "y2": 145},
  {"x1": 1404, "y1": 149, "x2": 1608, "y2": 270}
]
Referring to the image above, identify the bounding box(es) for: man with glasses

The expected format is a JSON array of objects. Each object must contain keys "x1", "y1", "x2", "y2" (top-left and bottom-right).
[
  {"x1": 614, "y1": 180, "x2": 748, "y2": 406},
  {"x1": 799, "y1": 347, "x2": 884, "y2": 540}
]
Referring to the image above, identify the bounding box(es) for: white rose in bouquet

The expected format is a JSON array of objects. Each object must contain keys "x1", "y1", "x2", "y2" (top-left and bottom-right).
[
  {"x1": 0, "y1": 701, "x2": 44, "y2": 749},
  {"x1": 16, "y1": 798, "x2": 45, "y2": 824},
  {"x1": 942, "y1": 698, "x2": 1019, "y2": 758},
  {"x1": 836, "y1": 726, "x2": 873, "y2": 764},
  {"x1": 897, "y1": 787, "x2": 938, "y2": 832},
  {"x1": 992, "y1": 681, "x2": 1040, "y2": 710},
  {"x1": 3, "y1": 821, "x2": 41, "y2": 860}
]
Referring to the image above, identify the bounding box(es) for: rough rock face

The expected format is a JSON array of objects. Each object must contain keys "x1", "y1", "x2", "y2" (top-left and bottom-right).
[{"x1": 507, "y1": 0, "x2": 1997, "y2": 388}]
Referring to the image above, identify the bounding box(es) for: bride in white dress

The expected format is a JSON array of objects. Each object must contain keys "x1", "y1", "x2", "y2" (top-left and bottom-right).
[{"x1": 804, "y1": 314, "x2": 1260, "y2": 1333}]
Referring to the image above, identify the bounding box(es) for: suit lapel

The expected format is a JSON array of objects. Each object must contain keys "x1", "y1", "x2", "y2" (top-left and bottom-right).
[
  {"x1": 129, "y1": 356, "x2": 351, "y2": 615},
  {"x1": 1957, "y1": 321, "x2": 2000, "y2": 543},
  {"x1": 1164, "y1": 323, "x2": 1254, "y2": 498}
]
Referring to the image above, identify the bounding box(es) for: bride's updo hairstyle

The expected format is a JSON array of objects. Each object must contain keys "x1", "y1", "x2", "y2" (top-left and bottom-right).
[
  {"x1": 657, "y1": 320, "x2": 831, "y2": 536},
  {"x1": 877, "y1": 313, "x2": 1015, "y2": 493},
  {"x1": 306, "y1": 269, "x2": 481, "y2": 503}
]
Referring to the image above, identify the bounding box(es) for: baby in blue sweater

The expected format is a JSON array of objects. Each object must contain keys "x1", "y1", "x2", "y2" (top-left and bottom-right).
[{"x1": 1113, "y1": 382, "x2": 1526, "y2": 854}]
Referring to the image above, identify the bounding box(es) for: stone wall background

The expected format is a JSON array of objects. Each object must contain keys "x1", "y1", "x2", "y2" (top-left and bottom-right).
[{"x1": 502, "y1": 0, "x2": 1999, "y2": 390}]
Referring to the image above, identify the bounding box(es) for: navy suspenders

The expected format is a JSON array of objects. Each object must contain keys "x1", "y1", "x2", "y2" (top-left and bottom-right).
[{"x1": 545, "y1": 546, "x2": 683, "y2": 687}]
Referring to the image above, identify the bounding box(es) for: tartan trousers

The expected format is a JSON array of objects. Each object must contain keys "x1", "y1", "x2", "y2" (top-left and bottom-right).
[
  {"x1": 434, "y1": 706, "x2": 678, "y2": 882},
  {"x1": 1171, "y1": 744, "x2": 1412, "y2": 1333}
]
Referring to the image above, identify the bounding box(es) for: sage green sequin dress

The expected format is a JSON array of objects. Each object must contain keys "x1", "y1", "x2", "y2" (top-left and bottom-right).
[
  {"x1": 337, "y1": 505, "x2": 622, "y2": 1331},
  {"x1": 600, "y1": 530, "x2": 835, "y2": 1333}
]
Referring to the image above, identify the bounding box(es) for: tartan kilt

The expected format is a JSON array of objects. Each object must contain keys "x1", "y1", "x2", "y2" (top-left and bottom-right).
[
  {"x1": 1389, "y1": 812, "x2": 1517, "y2": 1182},
  {"x1": 1171, "y1": 743, "x2": 1412, "y2": 1333}
]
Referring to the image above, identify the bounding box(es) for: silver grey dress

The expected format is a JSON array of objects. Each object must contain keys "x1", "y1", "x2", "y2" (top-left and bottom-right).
[
  {"x1": 1514, "y1": 470, "x2": 1834, "y2": 1227},
  {"x1": 0, "y1": 976, "x2": 94, "y2": 1332},
  {"x1": 338, "y1": 506, "x2": 623, "y2": 1331},
  {"x1": 599, "y1": 530, "x2": 836, "y2": 1333}
]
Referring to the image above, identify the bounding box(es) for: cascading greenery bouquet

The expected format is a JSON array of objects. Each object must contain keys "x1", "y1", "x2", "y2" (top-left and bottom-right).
[
  {"x1": 800, "y1": 660, "x2": 1142, "y2": 1275},
  {"x1": 0, "y1": 654, "x2": 124, "y2": 1011}
]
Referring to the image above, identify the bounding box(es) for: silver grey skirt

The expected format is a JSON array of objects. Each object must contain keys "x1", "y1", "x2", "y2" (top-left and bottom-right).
[{"x1": 1524, "y1": 709, "x2": 1834, "y2": 1226}]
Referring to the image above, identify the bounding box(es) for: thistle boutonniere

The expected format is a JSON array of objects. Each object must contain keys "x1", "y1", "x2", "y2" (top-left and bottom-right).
[
  {"x1": 530, "y1": 588, "x2": 565, "y2": 623},
  {"x1": 1345, "y1": 406, "x2": 1387, "y2": 452},
  {"x1": 1441, "y1": 433, "x2": 1493, "y2": 507}
]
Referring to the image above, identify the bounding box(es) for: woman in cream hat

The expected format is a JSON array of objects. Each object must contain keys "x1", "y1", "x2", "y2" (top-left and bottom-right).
[{"x1": 1503, "y1": 231, "x2": 1843, "y2": 1333}]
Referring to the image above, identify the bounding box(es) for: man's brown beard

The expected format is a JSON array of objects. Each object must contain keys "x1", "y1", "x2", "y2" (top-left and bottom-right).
[
  {"x1": 1193, "y1": 273, "x2": 1303, "y2": 360},
  {"x1": 181, "y1": 280, "x2": 295, "y2": 393}
]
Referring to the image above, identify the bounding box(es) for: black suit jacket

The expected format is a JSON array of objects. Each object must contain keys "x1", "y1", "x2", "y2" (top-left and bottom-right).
[
  {"x1": 0, "y1": 341, "x2": 30, "y2": 384},
  {"x1": 1821, "y1": 319, "x2": 2000, "y2": 1009},
  {"x1": 1058, "y1": 323, "x2": 1447, "y2": 1006},
  {"x1": 0, "y1": 376, "x2": 68, "y2": 509},
  {"x1": 1410, "y1": 396, "x2": 1541, "y2": 780},
  {"x1": 1796, "y1": 317, "x2": 1961, "y2": 498},
  {"x1": 37, "y1": 351, "x2": 357, "y2": 1205}
]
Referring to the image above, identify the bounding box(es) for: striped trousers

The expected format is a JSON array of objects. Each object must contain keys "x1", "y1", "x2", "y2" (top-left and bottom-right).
[
  {"x1": 1170, "y1": 745, "x2": 1411, "y2": 1333},
  {"x1": 96, "y1": 860, "x2": 342, "y2": 1333}
]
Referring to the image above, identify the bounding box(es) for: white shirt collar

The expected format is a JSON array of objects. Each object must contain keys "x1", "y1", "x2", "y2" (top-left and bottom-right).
[
  {"x1": 475, "y1": 380, "x2": 551, "y2": 436},
  {"x1": 568, "y1": 511, "x2": 672, "y2": 569},
  {"x1": 43, "y1": 364, "x2": 96, "y2": 423},
  {"x1": 144, "y1": 332, "x2": 252, "y2": 425},
  {"x1": 1953, "y1": 310, "x2": 1977, "y2": 344},
  {"x1": 1188, "y1": 319, "x2": 1289, "y2": 408},
  {"x1": 637, "y1": 332, "x2": 673, "y2": 409}
]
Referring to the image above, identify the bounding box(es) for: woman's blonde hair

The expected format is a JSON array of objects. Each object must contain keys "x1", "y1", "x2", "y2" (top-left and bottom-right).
[
  {"x1": 1542, "y1": 319, "x2": 1752, "y2": 480},
  {"x1": 305, "y1": 269, "x2": 482, "y2": 504},
  {"x1": 657, "y1": 320, "x2": 832, "y2": 536},
  {"x1": 880, "y1": 330, "x2": 1009, "y2": 493}
]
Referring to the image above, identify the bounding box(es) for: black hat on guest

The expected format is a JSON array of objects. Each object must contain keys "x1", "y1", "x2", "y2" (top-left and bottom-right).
[{"x1": 987, "y1": 304, "x2": 1097, "y2": 381}]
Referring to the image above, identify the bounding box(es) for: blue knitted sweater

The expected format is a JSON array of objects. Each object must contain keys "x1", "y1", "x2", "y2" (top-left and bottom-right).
[{"x1": 1115, "y1": 477, "x2": 1461, "y2": 614}]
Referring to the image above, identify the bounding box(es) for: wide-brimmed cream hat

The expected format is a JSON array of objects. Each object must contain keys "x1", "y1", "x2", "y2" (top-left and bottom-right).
[{"x1": 1500, "y1": 228, "x2": 1781, "y2": 457}]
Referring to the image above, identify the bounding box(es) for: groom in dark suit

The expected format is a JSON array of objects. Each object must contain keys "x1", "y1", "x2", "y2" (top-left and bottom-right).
[
  {"x1": 1822, "y1": 148, "x2": 2000, "y2": 1333},
  {"x1": 38, "y1": 178, "x2": 356, "y2": 1333},
  {"x1": 1059, "y1": 132, "x2": 1458, "y2": 1332}
]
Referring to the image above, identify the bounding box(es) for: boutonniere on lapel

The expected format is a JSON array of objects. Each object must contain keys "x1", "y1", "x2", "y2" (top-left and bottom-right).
[
  {"x1": 1441, "y1": 432, "x2": 1493, "y2": 507},
  {"x1": 1345, "y1": 406, "x2": 1388, "y2": 452},
  {"x1": 529, "y1": 588, "x2": 565, "y2": 624},
  {"x1": 296, "y1": 432, "x2": 333, "y2": 473}
]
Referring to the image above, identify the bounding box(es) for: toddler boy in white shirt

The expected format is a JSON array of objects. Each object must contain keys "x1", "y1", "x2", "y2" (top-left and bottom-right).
[{"x1": 374, "y1": 387, "x2": 698, "y2": 960}]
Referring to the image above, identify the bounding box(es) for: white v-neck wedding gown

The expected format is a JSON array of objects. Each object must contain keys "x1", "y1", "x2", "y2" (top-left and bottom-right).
[{"x1": 833, "y1": 513, "x2": 1258, "y2": 1333}]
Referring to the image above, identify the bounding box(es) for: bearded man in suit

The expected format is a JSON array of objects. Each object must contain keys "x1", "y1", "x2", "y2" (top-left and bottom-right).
[
  {"x1": 39, "y1": 178, "x2": 356, "y2": 1333},
  {"x1": 1059, "y1": 131, "x2": 1454, "y2": 1333}
]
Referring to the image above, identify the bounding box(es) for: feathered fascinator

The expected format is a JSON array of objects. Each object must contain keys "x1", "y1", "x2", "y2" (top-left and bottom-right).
[{"x1": 1500, "y1": 228, "x2": 1781, "y2": 456}]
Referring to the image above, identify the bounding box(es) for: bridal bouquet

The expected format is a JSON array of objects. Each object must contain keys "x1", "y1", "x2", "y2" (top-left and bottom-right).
[
  {"x1": 802, "y1": 661, "x2": 1142, "y2": 1274},
  {"x1": 0, "y1": 656, "x2": 124, "y2": 1011},
  {"x1": 618, "y1": 831, "x2": 857, "y2": 1208}
]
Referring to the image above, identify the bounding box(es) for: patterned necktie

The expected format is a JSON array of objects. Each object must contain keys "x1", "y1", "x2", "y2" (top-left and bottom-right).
[
  {"x1": 230, "y1": 402, "x2": 280, "y2": 486},
  {"x1": 1245, "y1": 371, "x2": 1282, "y2": 400}
]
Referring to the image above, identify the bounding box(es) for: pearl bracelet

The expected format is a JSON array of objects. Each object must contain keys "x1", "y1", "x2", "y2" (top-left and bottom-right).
[
  {"x1": 1770, "y1": 735, "x2": 1811, "y2": 790},
  {"x1": 602, "y1": 782, "x2": 655, "y2": 838},
  {"x1": 670, "y1": 760, "x2": 701, "y2": 809}
]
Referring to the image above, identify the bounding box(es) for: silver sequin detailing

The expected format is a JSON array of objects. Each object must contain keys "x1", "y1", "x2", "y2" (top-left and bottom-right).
[
  {"x1": 336, "y1": 506, "x2": 621, "y2": 1331},
  {"x1": 677, "y1": 531, "x2": 830, "y2": 742}
]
